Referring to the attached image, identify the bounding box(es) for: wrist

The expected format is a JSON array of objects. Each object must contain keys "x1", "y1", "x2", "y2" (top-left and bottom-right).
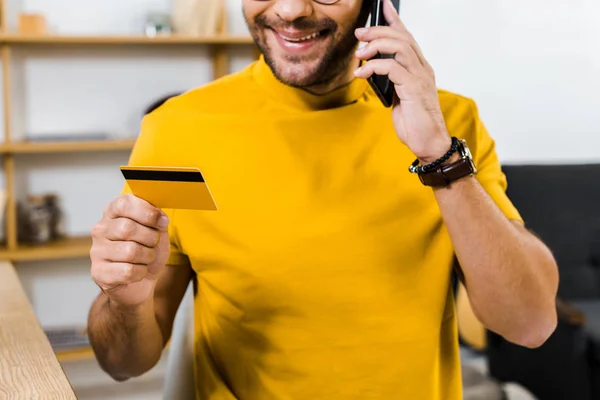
[
  {"x1": 410, "y1": 137, "x2": 478, "y2": 188},
  {"x1": 416, "y1": 135, "x2": 453, "y2": 165},
  {"x1": 409, "y1": 136, "x2": 460, "y2": 175},
  {"x1": 107, "y1": 296, "x2": 154, "y2": 318}
]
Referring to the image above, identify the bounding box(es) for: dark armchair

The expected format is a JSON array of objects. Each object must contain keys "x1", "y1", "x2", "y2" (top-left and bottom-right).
[{"x1": 486, "y1": 164, "x2": 600, "y2": 400}]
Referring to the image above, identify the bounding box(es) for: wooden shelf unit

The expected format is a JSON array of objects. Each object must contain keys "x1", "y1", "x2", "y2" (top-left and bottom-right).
[
  {"x1": 0, "y1": 34, "x2": 255, "y2": 46},
  {"x1": 0, "y1": 138, "x2": 137, "y2": 154},
  {"x1": 0, "y1": 1, "x2": 258, "y2": 262},
  {"x1": 0, "y1": 235, "x2": 92, "y2": 262}
]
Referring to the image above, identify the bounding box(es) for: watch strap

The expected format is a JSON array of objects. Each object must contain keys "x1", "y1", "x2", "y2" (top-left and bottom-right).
[{"x1": 418, "y1": 157, "x2": 475, "y2": 187}]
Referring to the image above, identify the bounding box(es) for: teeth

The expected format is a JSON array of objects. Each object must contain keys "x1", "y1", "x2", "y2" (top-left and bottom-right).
[{"x1": 280, "y1": 31, "x2": 320, "y2": 42}]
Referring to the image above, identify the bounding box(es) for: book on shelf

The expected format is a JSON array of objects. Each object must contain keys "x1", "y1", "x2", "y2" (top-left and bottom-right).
[
  {"x1": 25, "y1": 133, "x2": 112, "y2": 142},
  {"x1": 44, "y1": 326, "x2": 90, "y2": 351}
]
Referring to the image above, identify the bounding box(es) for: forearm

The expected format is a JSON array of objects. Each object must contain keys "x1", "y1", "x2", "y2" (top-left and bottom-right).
[
  {"x1": 436, "y1": 175, "x2": 558, "y2": 347},
  {"x1": 87, "y1": 293, "x2": 165, "y2": 381}
]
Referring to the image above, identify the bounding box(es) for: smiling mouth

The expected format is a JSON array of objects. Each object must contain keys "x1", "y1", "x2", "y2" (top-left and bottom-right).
[
  {"x1": 274, "y1": 29, "x2": 330, "y2": 43},
  {"x1": 277, "y1": 31, "x2": 325, "y2": 42}
]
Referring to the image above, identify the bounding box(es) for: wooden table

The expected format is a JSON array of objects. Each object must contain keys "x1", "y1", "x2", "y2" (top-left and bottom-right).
[{"x1": 0, "y1": 261, "x2": 77, "y2": 399}]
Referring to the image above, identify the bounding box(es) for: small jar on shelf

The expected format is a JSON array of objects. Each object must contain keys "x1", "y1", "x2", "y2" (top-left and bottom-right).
[
  {"x1": 17, "y1": 193, "x2": 65, "y2": 244},
  {"x1": 44, "y1": 193, "x2": 66, "y2": 241}
]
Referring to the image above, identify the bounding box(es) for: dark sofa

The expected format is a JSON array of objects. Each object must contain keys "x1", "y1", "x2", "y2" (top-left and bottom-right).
[{"x1": 486, "y1": 163, "x2": 600, "y2": 400}]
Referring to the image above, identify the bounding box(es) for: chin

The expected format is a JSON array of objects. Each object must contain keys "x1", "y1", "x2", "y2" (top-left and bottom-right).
[
  {"x1": 251, "y1": 23, "x2": 357, "y2": 89},
  {"x1": 268, "y1": 56, "x2": 325, "y2": 88}
]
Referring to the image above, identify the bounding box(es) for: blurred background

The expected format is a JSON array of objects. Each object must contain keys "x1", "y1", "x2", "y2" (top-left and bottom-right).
[{"x1": 0, "y1": 0, "x2": 598, "y2": 399}]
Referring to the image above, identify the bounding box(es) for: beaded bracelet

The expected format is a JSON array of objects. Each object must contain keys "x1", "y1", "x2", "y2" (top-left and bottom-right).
[{"x1": 408, "y1": 137, "x2": 460, "y2": 174}]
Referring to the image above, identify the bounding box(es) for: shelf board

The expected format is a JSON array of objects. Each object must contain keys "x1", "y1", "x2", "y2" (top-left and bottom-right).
[
  {"x1": 0, "y1": 34, "x2": 255, "y2": 46},
  {"x1": 0, "y1": 139, "x2": 136, "y2": 154},
  {"x1": 0, "y1": 236, "x2": 92, "y2": 262},
  {"x1": 56, "y1": 346, "x2": 95, "y2": 363}
]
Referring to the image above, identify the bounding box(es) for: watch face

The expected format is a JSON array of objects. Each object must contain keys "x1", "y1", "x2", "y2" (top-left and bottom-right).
[
  {"x1": 459, "y1": 139, "x2": 473, "y2": 159},
  {"x1": 459, "y1": 139, "x2": 478, "y2": 174}
]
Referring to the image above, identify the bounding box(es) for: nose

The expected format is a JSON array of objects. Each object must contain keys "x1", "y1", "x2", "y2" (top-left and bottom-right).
[{"x1": 272, "y1": 0, "x2": 314, "y2": 22}]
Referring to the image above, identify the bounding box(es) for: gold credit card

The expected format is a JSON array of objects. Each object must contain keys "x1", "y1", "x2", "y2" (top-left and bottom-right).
[{"x1": 120, "y1": 166, "x2": 217, "y2": 211}]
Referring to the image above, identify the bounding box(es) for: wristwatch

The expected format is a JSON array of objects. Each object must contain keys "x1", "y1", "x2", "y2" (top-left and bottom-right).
[{"x1": 418, "y1": 139, "x2": 477, "y2": 187}]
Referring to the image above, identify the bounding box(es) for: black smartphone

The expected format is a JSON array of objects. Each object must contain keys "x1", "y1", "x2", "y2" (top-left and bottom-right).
[{"x1": 367, "y1": 0, "x2": 401, "y2": 107}]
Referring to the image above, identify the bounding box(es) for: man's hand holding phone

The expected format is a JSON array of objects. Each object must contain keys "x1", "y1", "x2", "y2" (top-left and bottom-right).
[
  {"x1": 354, "y1": 0, "x2": 452, "y2": 164},
  {"x1": 90, "y1": 194, "x2": 171, "y2": 310}
]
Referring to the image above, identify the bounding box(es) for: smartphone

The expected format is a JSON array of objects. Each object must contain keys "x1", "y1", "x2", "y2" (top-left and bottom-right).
[{"x1": 367, "y1": 0, "x2": 401, "y2": 107}]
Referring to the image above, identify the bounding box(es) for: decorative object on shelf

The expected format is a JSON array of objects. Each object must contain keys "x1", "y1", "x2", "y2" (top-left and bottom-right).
[
  {"x1": 17, "y1": 193, "x2": 65, "y2": 245},
  {"x1": 44, "y1": 194, "x2": 66, "y2": 241},
  {"x1": 18, "y1": 13, "x2": 48, "y2": 35},
  {"x1": 144, "y1": 12, "x2": 173, "y2": 37},
  {"x1": 172, "y1": 0, "x2": 224, "y2": 37},
  {"x1": 18, "y1": 195, "x2": 52, "y2": 244}
]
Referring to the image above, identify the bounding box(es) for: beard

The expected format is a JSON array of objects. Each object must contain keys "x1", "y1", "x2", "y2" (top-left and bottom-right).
[{"x1": 245, "y1": 5, "x2": 370, "y2": 89}]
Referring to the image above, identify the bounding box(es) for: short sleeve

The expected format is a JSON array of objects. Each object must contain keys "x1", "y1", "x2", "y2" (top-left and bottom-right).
[
  {"x1": 468, "y1": 100, "x2": 524, "y2": 224},
  {"x1": 120, "y1": 114, "x2": 190, "y2": 267}
]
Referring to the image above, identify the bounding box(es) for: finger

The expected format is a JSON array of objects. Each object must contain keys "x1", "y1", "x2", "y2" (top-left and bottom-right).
[
  {"x1": 373, "y1": 0, "x2": 435, "y2": 74},
  {"x1": 383, "y1": 0, "x2": 403, "y2": 29},
  {"x1": 355, "y1": 37, "x2": 422, "y2": 75},
  {"x1": 355, "y1": 26, "x2": 403, "y2": 42},
  {"x1": 105, "y1": 194, "x2": 169, "y2": 231},
  {"x1": 354, "y1": 58, "x2": 419, "y2": 99},
  {"x1": 407, "y1": 36, "x2": 434, "y2": 76},
  {"x1": 105, "y1": 217, "x2": 161, "y2": 248},
  {"x1": 355, "y1": 26, "x2": 431, "y2": 73},
  {"x1": 91, "y1": 261, "x2": 148, "y2": 288},
  {"x1": 102, "y1": 240, "x2": 157, "y2": 265},
  {"x1": 89, "y1": 237, "x2": 153, "y2": 265},
  {"x1": 355, "y1": 58, "x2": 408, "y2": 81}
]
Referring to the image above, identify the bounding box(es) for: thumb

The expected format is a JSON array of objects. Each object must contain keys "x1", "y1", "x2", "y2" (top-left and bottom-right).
[
  {"x1": 158, "y1": 228, "x2": 171, "y2": 262},
  {"x1": 148, "y1": 226, "x2": 171, "y2": 276},
  {"x1": 157, "y1": 210, "x2": 170, "y2": 233}
]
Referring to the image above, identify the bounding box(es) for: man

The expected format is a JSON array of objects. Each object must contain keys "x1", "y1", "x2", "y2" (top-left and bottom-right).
[{"x1": 87, "y1": 0, "x2": 559, "y2": 398}]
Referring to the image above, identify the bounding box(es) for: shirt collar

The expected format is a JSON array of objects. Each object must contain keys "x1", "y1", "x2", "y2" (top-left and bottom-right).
[{"x1": 252, "y1": 55, "x2": 370, "y2": 111}]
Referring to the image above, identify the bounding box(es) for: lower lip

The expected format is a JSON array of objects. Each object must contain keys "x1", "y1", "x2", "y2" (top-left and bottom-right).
[{"x1": 271, "y1": 30, "x2": 326, "y2": 54}]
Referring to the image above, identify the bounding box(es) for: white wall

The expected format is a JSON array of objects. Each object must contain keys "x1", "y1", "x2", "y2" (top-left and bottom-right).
[
  {"x1": 403, "y1": 0, "x2": 600, "y2": 164},
  {"x1": 0, "y1": 0, "x2": 597, "y2": 328}
]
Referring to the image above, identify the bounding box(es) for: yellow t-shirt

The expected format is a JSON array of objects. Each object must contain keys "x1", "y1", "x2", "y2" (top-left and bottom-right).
[{"x1": 125, "y1": 57, "x2": 521, "y2": 400}]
